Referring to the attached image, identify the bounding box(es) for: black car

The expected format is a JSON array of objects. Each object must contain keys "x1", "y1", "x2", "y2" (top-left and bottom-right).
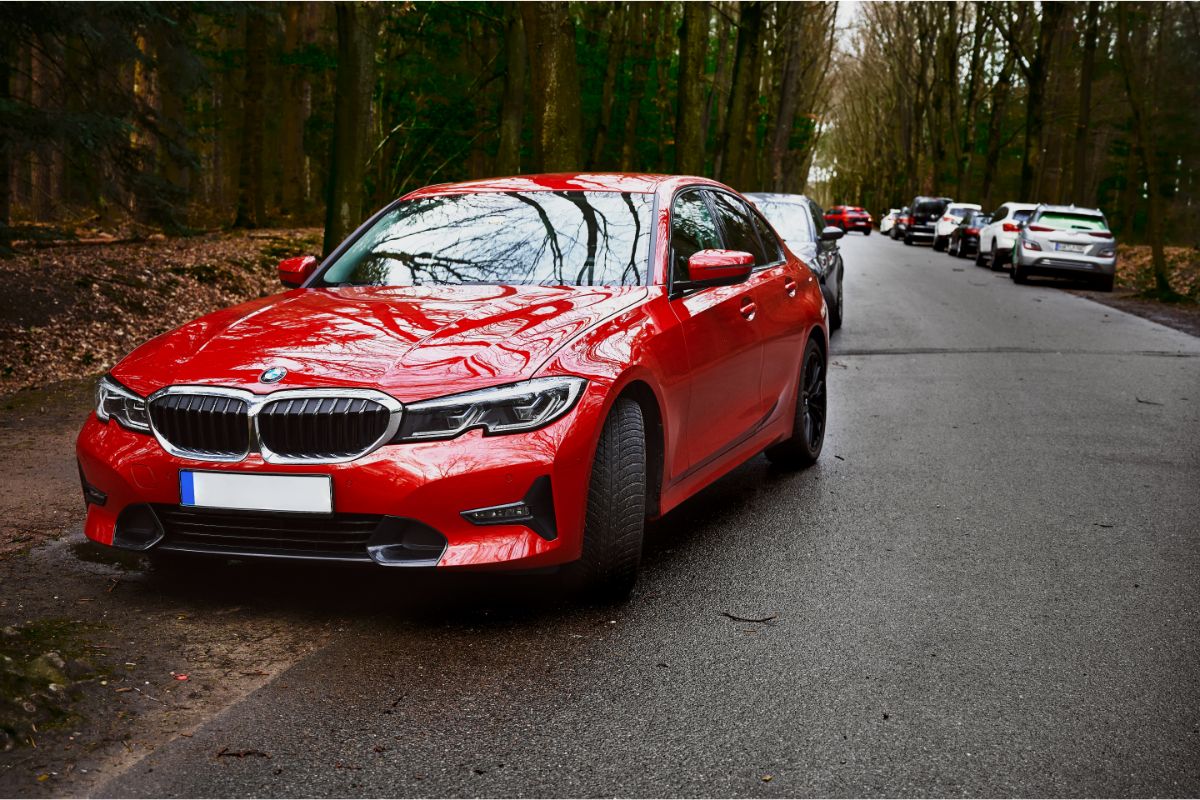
[
  {"x1": 948, "y1": 210, "x2": 991, "y2": 258},
  {"x1": 890, "y1": 206, "x2": 910, "y2": 241},
  {"x1": 745, "y1": 192, "x2": 846, "y2": 331},
  {"x1": 903, "y1": 196, "x2": 953, "y2": 245}
]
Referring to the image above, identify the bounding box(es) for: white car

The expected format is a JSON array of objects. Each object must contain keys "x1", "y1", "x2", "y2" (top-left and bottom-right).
[
  {"x1": 879, "y1": 209, "x2": 900, "y2": 235},
  {"x1": 976, "y1": 202, "x2": 1038, "y2": 270},
  {"x1": 933, "y1": 203, "x2": 981, "y2": 252},
  {"x1": 1011, "y1": 204, "x2": 1117, "y2": 291}
]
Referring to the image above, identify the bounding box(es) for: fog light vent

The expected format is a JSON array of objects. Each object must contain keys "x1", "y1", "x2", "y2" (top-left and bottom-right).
[
  {"x1": 113, "y1": 505, "x2": 165, "y2": 551},
  {"x1": 461, "y1": 476, "x2": 556, "y2": 541}
]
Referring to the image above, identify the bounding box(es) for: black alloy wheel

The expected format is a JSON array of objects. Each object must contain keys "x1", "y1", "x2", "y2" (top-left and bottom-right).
[{"x1": 765, "y1": 338, "x2": 826, "y2": 469}]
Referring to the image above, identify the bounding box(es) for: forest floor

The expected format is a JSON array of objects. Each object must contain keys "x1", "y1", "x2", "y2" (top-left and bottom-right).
[{"x1": 1068, "y1": 243, "x2": 1200, "y2": 337}]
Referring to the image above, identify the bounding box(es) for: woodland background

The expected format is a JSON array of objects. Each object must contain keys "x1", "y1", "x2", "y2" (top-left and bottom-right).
[{"x1": 1, "y1": 1, "x2": 1197, "y2": 290}]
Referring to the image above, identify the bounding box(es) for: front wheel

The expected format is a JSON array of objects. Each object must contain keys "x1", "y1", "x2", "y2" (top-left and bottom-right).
[
  {"x1": 766, "y1": 338, "x2": 826, "y2": 470},
  {"x1": 563, "y1": 397, "x2": 646, "y2": 602}
]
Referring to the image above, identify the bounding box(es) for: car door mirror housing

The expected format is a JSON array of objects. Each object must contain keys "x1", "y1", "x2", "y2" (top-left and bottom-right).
[
  {"x1": 685, "y1": 249, "x2": 754, "y2": 288},
  {"x1": 279, "y1": 255, "x2": 320, "y2": 287},
  {"x1": 820, "y1": 226, "x2": 845, "y2": 242}
]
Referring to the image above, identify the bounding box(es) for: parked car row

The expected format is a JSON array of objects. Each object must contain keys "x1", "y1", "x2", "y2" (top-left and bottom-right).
[{"x1": 885, "y1": 196, "x2": 1117, "y2": 291}]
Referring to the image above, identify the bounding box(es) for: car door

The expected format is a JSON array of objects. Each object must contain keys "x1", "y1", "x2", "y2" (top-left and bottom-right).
[
  {"x1": 739, "y1": 197, "x2": 811, "y2": 419},
  {"x1": 984, "y1": 205, "x2": 1007, "y2": 252},
  {"x1": 668, "y1": 188, "x2": 765, "y2": 471}
]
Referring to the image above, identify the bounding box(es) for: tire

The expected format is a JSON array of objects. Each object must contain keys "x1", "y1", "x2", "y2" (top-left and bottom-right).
[
  {"x1": 903, "y1": 233, "x2": 913, "y2": 245},
  {"x1": 1095, "y1": 275, "x2": 1114, "y2": 292},
  {"x1": 564, "y1": 397, "x2": 646, "y2": 602},
  {"x1": 1011, "y1": 251, "x2": 1029, "y2": 283},
  {"x1": 933, "y1": 236, "x2": 946, "y2": 252},
  {"x1": 766, "y1": 338, "x2": 827, "y2": 469},
  {"x1": 864, "y1": 228, "x2": 871, "y2": 236},
  {"x1": 988, "y1": 241, "x2": 1003, "y2": 272},
  {"x1": 949, "y1": 237, "x2": 958, "y2": 257},
  {"x1": 828, "y1": 277, "x2": 844, "y2": 331},
  {"x1": 975, "y1": 240, "x2": 988, "y2": 266}
]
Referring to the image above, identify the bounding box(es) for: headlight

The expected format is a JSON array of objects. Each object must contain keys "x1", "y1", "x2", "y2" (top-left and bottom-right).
[
  {"x1": 95, "y1": 376, "x2": 151, "y2": 432},
  {"x1": 393, "y1": 376, "x2": 586, "y2": 442}
]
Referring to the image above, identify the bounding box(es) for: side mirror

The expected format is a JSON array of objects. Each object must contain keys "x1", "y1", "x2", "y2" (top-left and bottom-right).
[
  {"x1": 820, "y1": 226, "x2": 845, "y2": 242},
  {"x1": 278, "y1": 255, "x2": 319, "y2": 288},
  {"x1": 686, "y1": 249, "x2": 754, "y2": 287}
]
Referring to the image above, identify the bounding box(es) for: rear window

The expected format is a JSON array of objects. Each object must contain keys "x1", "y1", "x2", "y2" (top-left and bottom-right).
[
  {"x1": 1012, "y1": 209, "x2": 1034, "y2": 223},
  {"x1": 1037, "y1": 212, "x2": 1108, "y2": 231},
  {"x1": 752, "y1": 200, "x2": 814, "y2": 244},
  {"x1": 915, "y1": 200, "x2": 948, "y2": 215},
  {"x1": 947, "y1": 206, "x2": 974, "y2": 217}
]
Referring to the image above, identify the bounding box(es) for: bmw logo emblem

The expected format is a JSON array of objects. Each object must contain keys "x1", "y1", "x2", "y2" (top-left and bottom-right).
[{"x1": 259, "y1": 366, "x2": 288, "y2": 384}]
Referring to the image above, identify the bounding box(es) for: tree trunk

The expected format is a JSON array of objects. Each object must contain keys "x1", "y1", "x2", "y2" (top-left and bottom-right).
[
  {"x1": 235, "y1": 9, "x2": 269, "y2": 227},
  {"x1": 1116, "y1": 3, "x2": 1172, "y2": 295},
  {"x1": 323, "y1": 2, "x2": 379, "y2": 256},
  {"x1": 521, "y1": 2, "x2": 583, "y2": 172},
  {"x1": 588, "y1": 4, "x2": 625, "y2": 169},
  {"x1": 619, "y1": 7, "x2": 651, "y2": 172},
  {"x1": 769, "y1": 4, "x2": 805, "y2": 192},
  {"x1": 280, "y1": 3, "x2": 308, "y2": 216},
  {"x1": 705, "y1": 5, "x2": 733, "y2": 162},
  {"x1": 675, "y1": 2, "x2": 708, "y2": 175},
  {"x1": 1071, "y1": 1, "x2": 1099, "y2": 206},
  {"x1": 495, "y1": 3, "x2": 527, "y2": 176},
  {"x1": 1017, "y1": 3, "x2": 1066, "y2": 199},
  {"x1": 980, "y1": 52, "x2": 1013, "y2": 210},
  {"x1": 0, "y1": 33, "x2": 11, "y2": 239},
  {"x1": 719, "y1": 1, "x2": 764, "y2": 189}
]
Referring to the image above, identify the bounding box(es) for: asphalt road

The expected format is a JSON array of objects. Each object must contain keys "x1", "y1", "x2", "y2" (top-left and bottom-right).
[{"x1": 99, "y1": 234, "x2": 1200, "y2": 797}]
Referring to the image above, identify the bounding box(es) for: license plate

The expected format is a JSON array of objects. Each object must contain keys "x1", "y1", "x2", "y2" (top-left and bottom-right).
[
  {"x1": 180, "y1": 471, "x2": 332, "y2": 514},
  {"x1": 1056, "y1": 243, "x2": 1087, "y2": 253}
]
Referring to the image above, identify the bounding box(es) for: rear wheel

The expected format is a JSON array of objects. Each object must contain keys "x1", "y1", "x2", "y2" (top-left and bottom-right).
[
  {"x1": 933, "y1": 236, "x2": 946, "y2": 252},
  {"x1": 766, "y1": 338, "x2": 826, "y2": 470},
  {"x1": 1011, "y1": 250, "x2": 1029, "y2": 283},
  {"x1": 827, "y1": 277, "x2": 844, "y2": 331},
  {"x1": 863, "y1": 228, "x2": 871, "y2": 236},
  {"x1": 903, "y1": 233, "x2": 913, "y2": 245},
  {"x1": 988, "y1": 241, "x2": 1003, "y2": 271},
  {"x1": 975, "y1": 240, "x2": 988, "y2": 267},
  {"x1": 564, "y1": 397, "x2": 646, "y2": 602}
]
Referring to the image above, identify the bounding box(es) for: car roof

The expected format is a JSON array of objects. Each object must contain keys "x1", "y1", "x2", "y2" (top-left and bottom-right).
[
  {"x1": 744, "y1": 192, "x2": 813, "y2": 206},
  {"x1": 997, "y1": 202, "x2": 1039, "y2": 211},
  {"x1": 403, "y1": 173, "x2": 727, "y2": 199},
  {"x1": 1035, "y1": 203, "x2": 1105, "y2": 216},
  {"x1": 949, "y1": 202, "x2": 982, "y2": 209}
]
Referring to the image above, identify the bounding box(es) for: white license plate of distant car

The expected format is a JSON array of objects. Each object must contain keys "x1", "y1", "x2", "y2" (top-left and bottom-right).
[
  {"x1": 179, "y1": 471, "x2": 332, "y2": 514},
  {"x1": 1055, "y1": 243, "x2": 1087, "y2": 253}
]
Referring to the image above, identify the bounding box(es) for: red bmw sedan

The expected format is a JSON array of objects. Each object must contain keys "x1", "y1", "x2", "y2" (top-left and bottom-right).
[{"x1": 76, "y1": 174, "x2": 829, "y2": 599}]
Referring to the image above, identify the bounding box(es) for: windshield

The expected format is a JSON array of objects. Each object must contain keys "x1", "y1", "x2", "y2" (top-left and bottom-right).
[
  {"x1": 319, "y1": 191, "x2": 654, "y2": 287},
  {"x1": 1038, "y1": 212, "x2": 1108, "y2": 231},
  {"x1": 750, "y1": 200, "x2": 813, "y2": 244}
]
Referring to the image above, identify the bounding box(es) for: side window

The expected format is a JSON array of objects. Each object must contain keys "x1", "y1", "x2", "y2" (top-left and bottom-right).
[
  {"x1": 808, "y1": 201, "x2": 826, "y2": 238},
  {"x1": 749, "y1": 207, "x2": 784, "y2": 263},
  {"x1": 670, "y1": 190, "x2": 722, "y2": 284},
  {"x1": 710, "y1": 192, "x2": 768, "y2": 266}
]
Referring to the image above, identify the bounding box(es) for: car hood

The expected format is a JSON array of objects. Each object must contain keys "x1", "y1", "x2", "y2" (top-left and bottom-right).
[{"x1": 112, "y1": 285, "x2": 649, "y2": 402}]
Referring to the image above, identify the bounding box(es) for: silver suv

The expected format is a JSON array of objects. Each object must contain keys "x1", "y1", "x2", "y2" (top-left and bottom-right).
[{"x1": 1010, "y1": 205, "x2": 1117, "y2": 291}]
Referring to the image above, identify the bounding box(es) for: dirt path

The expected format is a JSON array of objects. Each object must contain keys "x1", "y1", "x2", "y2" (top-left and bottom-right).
[{"x1": 0, "y1": 382, "x2": 333, "y2": 796}]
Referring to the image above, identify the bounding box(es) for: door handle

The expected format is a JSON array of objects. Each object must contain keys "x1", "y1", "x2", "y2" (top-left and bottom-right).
[
  {"x1": 740, "y1": 297, "x2": 757, "y2": 320},
  {"x1": 783, "y1": 277, "x2": 798, "y2": 297}
]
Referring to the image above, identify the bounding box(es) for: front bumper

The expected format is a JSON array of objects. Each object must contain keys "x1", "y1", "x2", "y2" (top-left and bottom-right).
[{"x1": 76, "y1": 382, "x2": 609, "y2": 570}]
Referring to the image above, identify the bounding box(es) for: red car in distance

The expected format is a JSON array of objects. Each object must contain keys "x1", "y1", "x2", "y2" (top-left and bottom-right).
[
  {"x1": 824, "y1": 205, "x2": 873, "y2": 235},
  {"x1": 76, "y1": 174, "x2": 830, "y2": 600}
]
